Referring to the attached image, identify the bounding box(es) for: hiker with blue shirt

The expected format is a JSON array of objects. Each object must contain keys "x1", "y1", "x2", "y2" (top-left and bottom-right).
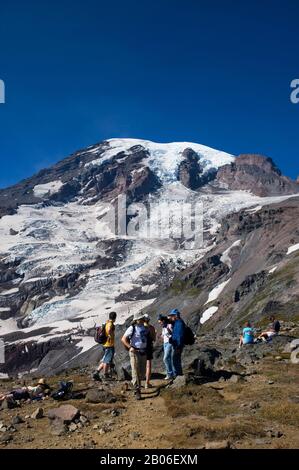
[
  {"x1": 168, "y1": 309, "x2": 185, "y2": 376},
  {"x1": 239, "y1": 321, "x2": 255, "y2": 348}
]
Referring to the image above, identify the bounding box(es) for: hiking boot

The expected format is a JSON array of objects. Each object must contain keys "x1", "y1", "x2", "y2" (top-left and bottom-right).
[
  {"x1": 135, "y1": 389, "x2": 142, "y2": 400},
  {"x1": 92, "y1": 371, "x2": 101, "y2": 381}
]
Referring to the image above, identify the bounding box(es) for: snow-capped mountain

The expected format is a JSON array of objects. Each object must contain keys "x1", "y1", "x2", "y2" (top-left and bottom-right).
[{"x1": 0, "y1": 138, "x2": 298, "y2": 376}]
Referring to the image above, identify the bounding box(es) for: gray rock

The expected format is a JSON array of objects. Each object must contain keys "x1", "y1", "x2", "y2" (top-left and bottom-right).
[
  {"x1": 48, "y1": 405, "x2": 79, "y2": 424},
  {"x1": 266, "y1": 430, "x2": 283, "y2": 438},
  {"x1": 0, "y1": 432, "x2": 12, "y2": 444},
  {"x1": 31, "y1": 407, "x2": 44, "y2": 419},
  {"x1": 169, "y1": 375, "x2": 187, "y2": 389},
  {"x1": 68, "y1": 422, "x2": 78, "y2": 432},
  {"x1": 205, "y1": 440, "x2": 230, "y2": 449},
  {"x1": 7, "y1": 425, "x2": 17, "y2": 433},
  {"x1": 228, "y1": 374, "x2": 242, "y2": 383},
  {"x1": 85, "y1": 388, "x2": 116, "y2": 404},
  {"x1": 50, "y1": 418, "x2": 68, "y2": 436},
  {"x1": 191, "y1": 348, "x2": 222, "y2": 378},
  {"x1": 98, "y1": 425, "x2": 112, "y2": 435},
  {"x1": 254, "y1": 438, "x2": 272, "y2": 446},
  {"x1": 130, "y1": 432, "x2": 141, "y2": 440},
  {"x1": 79, "y1": 415, "x2": 89, "y2": 425},
  {"x1": 288, "y1": 396, "x2": 299, "y2": 404},
  {"x1": 12, "y1": 415, "x2": 24, "y2": 425},
  {"x1": 249, "y1": 401, "x2": 260, "y2": 410},
  {"x1": 0, "y1": 398, "x2": 17, "y2": 410},
  {"x1": 291, "y1": 347, "x2": 299, "y2": 364}
]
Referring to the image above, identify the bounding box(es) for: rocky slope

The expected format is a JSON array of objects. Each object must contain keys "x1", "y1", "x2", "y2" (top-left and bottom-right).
[
  {"x1": 0, "y1": 328, "x2": 299, "y2": 449},
  {"x1": 0, "y1": 138, "x2": 299, "y2": 376},
  {"x1": 141, "y1": 197, "x2": 299, "y2": 335}
]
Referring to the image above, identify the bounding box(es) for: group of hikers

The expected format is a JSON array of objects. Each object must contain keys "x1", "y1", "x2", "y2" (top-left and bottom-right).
[
  {"x1": 239, "y1": 315, "x2": 281, "y2": 347},
  {"x1": 0, "y1": 312, "x2": 283, "y2": 407},
  {"x1": 94, "y1": 311, "x2": 282, "y2": 400},
  {"x1": 93, "y1": 308, "x2": 188, "y2": 400}
]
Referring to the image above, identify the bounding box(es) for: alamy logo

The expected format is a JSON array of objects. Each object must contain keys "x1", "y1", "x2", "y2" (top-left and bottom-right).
[
  {"x1": 94, "y1": 194, "x2": 204, "y2": 250},
  {"x1": 290, "y1": 79, "x2": 299, "y2": 104},
  {"x1": 0, "y1": 79, "x2": 5, "y2": 104}
]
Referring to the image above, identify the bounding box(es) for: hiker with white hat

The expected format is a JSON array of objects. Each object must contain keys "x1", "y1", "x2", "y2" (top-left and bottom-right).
[{"x1": 121, "y1": 312, "x2": 149, "y2": 400}]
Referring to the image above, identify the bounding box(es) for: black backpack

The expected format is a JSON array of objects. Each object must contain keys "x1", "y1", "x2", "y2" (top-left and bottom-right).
[
  {"x1": 184, "y1": 324, "x2": 195, "y2": 346},
  {"x1": 94, "y1": 323, "x2": 107, "y2": 344},
  {"x1": 51, "y1": 381, "x2": 73, "y2": 400}
]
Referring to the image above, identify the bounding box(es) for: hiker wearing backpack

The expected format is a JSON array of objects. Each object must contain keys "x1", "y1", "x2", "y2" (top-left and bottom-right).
[
  {"x1": 121, "y1": 312, "x2": 149, "y2": 400},
  {"x1": 168, "y1": 309, "x2": 185, "y2": 377},
  {"x1": 143, "y1": 314, "x2": 157, "y2": 389},
  {"x1": 158, "y1": 314, "x2": 176, "y2": 380},
  {"x1": 93, "y1": 311, "x2": 117, "y2": 380}
]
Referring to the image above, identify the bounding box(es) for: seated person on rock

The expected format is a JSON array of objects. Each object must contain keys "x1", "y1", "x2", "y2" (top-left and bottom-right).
[
  {"x1": 239, "y1": 321, "x2": 255, "y2": 348},
  {"x1": 257, "y1": 315, "x2": 281, "y2": 342}
]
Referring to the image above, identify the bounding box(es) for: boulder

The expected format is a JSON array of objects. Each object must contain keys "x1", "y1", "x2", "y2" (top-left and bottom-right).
[
  {"x1": 169, "y1": 375, "x2": 187, "y2": 389},
  {"x1": 11, "y1": 415, "x2": 24, "y2": 425},
  {"x1": 48, "y1": 405, "x2": 79, "y2": 424},
  {"x1": 50, "y1": 418, "x2": 68, "y2": 436},
  {"x1": 228, "y1": 374, "x2": 243, "y2": 384},
  {"x1": 0, "y1": 397, "x2": 17, "y2": 410},
  {"x1": 291, "y1": 347, "x2": 299, "y2": 364},
  {"x1": 114, "y1": 364, "x2": 132, "y2": 381},
  {"x1": 85, "y1": 388, "x2": 116, "y2": 404},
  {"x1": 283, "y1": 339, "x2": 299, "y2": 353},
  {"x1": 0, "y1": 432, "x2": 13, "y2": 444},
  {"x1": 191, "y1": 348, "x2": 222, "y2": 378},
  {"x1": 31, "y1": 407, "x2": 44, "y2": 419}
]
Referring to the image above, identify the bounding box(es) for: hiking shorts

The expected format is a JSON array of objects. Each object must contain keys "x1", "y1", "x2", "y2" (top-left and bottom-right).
[
  {"x1": 265, "y1": 331, "x2": 277, "y2": 338},
  {"x1": 101, "y1": 346, "x2": 115, "y2": 364}
]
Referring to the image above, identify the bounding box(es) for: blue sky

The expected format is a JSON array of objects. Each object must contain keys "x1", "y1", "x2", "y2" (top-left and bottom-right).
[{"x1": 0, "y1": 0, "x2": 298, "y2": 188}]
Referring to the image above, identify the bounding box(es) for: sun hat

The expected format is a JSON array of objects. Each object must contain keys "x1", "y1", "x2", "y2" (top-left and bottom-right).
[
  {"x1": 36, "y1": 378, "x2": 46, "y2": 386},
  {"x1": 169, "y1": 309, "x2": 180, "y2": 316},
  {"x1": 133, "y1": 312, "x2": 145, "y2": 321}
]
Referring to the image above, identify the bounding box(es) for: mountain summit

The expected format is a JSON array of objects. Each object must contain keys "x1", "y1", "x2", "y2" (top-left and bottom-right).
[{"x1": 0, "y1": 138, "x2": 298, "y2": 376}]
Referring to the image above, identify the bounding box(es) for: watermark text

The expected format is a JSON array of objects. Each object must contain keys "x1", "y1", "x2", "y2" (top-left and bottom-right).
[
  {"x1": 0, "y1": 79, "x2": 5, "y2": 104},
  {"x1": 290, "y1": 79, "x2": 299, "y2": 104}
]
